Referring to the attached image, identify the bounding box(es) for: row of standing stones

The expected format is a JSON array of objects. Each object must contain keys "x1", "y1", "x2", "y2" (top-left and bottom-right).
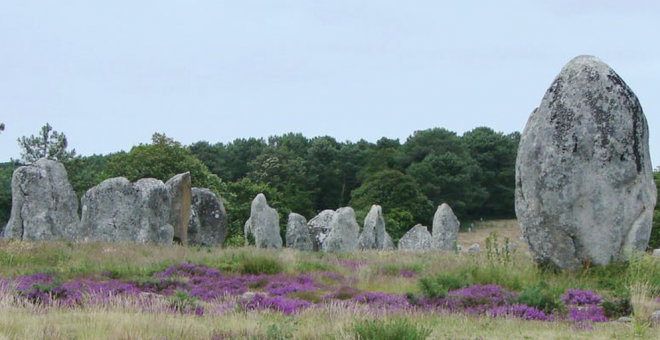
[
  {"x1": 0, "y1": 158, "x2": 461, "y2": 252},
  {"x1": 1, "y1": 55, "x2": 658, "y2": 269},
  {"x1": 245, "y1": 192, "x2": 461, "y2": 252},
  {"x1": 1, "y1": 160, "x2": 227, "y2": 247}
]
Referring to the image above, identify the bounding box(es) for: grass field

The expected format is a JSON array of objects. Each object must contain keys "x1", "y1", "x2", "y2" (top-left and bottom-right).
[{"x1": 0, "y1": 220, "x2": 658, "y2": 340}]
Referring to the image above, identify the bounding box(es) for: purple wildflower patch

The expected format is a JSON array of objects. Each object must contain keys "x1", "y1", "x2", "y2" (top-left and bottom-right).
[{"x1": 239, "y1": 293, "x2": 311, "y2": 315}]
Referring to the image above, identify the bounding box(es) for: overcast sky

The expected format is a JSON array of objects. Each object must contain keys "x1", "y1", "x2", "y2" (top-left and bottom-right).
[{"x1": 1, "y1": 1, "x2": 658, "y2": 167}]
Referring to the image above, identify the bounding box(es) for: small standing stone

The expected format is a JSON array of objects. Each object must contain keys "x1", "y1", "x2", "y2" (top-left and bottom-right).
[
  {"x1": 398, "y1": 225, "x2": 432, "y2": 251},
  {"x1": 432, "y1": 203, "x2": 460, "y2": 251},
  {"x1": 322, "y1": 207, "x2": 359, "y2": 253},
  {"x1": 307, "y1": 210, "x2": 336, "y2": 251},
  {"x1": 166, "y1": 172, "x2": 191, "y2": 245},
  {"x1": 358, "y1": 205, "x2": 394, "y2": 250},
  {"x1": 244, "y1": 194, "x2": 282, "y2": 249},
  {"x1": 286, "y1": 213, "x2": 313, "y2": 251}
]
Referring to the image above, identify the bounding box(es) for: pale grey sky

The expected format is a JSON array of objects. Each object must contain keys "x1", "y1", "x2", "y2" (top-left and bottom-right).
[{"x1": 1, "y1": 1, "x2": 658, "y2": 167}]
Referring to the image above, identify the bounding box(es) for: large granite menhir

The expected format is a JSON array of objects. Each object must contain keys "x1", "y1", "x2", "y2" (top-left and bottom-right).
[
  {"x1": 80, "y1": 177, "x2": 174, "y2": 245},
  {"x1": 244, "y1": 194, "x2": 282, "y2": 249},
  {"x1": 3, "y1": 158, "x2": 80, "y2": 241},
  {"x1": 188, "y1": 188, "x2": 228, "y2": 247},
  {"x1": 516, "y1": 55, "x2": 657, "y2": 270}
]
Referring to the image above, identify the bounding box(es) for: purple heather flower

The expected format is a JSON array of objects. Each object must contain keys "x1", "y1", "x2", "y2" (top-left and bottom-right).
[
  {"x1": 488, "y1": 304, "x2": 552, "y2": 321},
  {"x1": 561, "y1": 289, "x2": 602, "y2": 306}
]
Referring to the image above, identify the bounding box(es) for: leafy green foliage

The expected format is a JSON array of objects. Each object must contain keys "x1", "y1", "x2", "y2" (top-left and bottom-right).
[
  {"x1": 17, "y1": 123, "x2": 76, "y2": 163},
  {"x1": 516, "y1": 282, "x2": 563, "y2": 314},
  {"x1": 352, "y1": 318, "x2": 431, "y2": 340},
  {"x1": 102, "y1": 133, "x2": 225, "y2": 193},
  {"x1": 240, "y1": 255, "x2": 283, "y2": 275},
  {"x1": 0, "y1": 162, "x2": 17, "y2": 227},
  {"x1": 419, "y1": 273, "x2": 472, "y2": 299},
  {"x1": 63, "y1": 155, "x2": 108, "y2": 200}
]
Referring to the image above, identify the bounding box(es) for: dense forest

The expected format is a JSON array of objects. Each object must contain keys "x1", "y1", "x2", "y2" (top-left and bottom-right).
[{"x1": 1, "y1": 125, "x2": 659, "y2": 248}]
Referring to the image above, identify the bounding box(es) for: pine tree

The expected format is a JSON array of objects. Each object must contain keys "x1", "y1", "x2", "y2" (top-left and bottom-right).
[{"x1": 17, "y1": 123, "x2": 76, "y2": 163}]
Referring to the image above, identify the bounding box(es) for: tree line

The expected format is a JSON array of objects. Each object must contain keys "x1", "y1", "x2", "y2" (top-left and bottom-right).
[{"x1": 1, "y1": 123, "x2": 658, "y2": 248}]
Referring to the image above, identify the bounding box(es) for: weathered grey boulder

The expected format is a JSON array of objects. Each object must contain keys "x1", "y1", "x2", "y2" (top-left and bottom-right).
[
  {"x1": 358, "y1": 205, "x2": 394, "y2": 250},
  {"x1": 3, "y1": 158, "x2": 80, "y2": 241},
  {"x1": 398, "y1": 224, "x2": 432, "y2": 251},
  {"x1": 468, "y1": 243, "x2": 481, "y2": 253},
  {"x1": 322, "y1": 207, "x2": 359, "y2": 253},
  {"x1": 652, "y1": 249, "x2": 660, "y2": 258},
  {"x1": 516, "y1": 55, "x2": 657, "y2": 270},
  {"x1": 166, "y1": 172, "x2": 191, "y2": 245},
  {"x1": 188, "y1": 188, "x2": 227, "y2": 247},
  {"x1": 432, "y1": 203, "x2": 460, "y2": 251},
  {"x1": 80, "y1": 177, "x2": 173, "y2": 244},
  {"x1": 285, "y1": 213, "x2": 313, "y2": 251},
  {"x1": 244, "y1": 194, "x2": 282, "y2": 249},
  {"x1": 307, "y1": 209, "x2": 336, "y2": 251},
  {"x1": 383, "y1": 233, "x2": 395, "y2": 250}
]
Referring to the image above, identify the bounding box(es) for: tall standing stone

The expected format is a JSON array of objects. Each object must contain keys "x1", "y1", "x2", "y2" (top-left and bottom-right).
[
  {"x1": 432, "y1": 203, "x2": 460, "y2": 251},
  {"x1": 80, "y1": 177, "x2": 174, "y2": 245},
  {"x1": 188, "y1": 188, "x2": 228, "y2": 247},
  {"x1": 166, "y1": 172, "x2": 191, "y2": 245},
  {"x1": 398, "y1": 225, "x2": 432, "y2": 251},
  {"x1": 322, "y1": 207, "x2": 359, "y2": 253},
  {"x1": 516, "y1": 55, "x2": 657, "y2": 270},
  {"x1": 3, "y1": 158, "x2": 80, "y2": 241},
  {"x1": 358, "y1": 205, "x2": 394, "y2": 250},
  {"x1": 307, "y1": 209, "x2": 336, "y2": 251},
  {"x1": 244, "y1": 194, "x2": 282, "y2": 249},
  {"x1": 286, "y1": 213, "x2": 314, "y2": 251}
]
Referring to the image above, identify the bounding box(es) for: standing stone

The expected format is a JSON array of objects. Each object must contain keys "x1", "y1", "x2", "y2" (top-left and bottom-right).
[
  {"x1": 244, "y1": 194, "x2": 282, "y2": 249},
  {"x1": 358, "y1": 205, "x2": 394, "y2": 250},
  {"x1": 516, "y1": 55, "x2": 657, "y2": 270},
  {"x1": 322, "y1": 207, "x2": 359, "y2": 253},
  {"x1": 3, "y1": 158, "x2": 80, "y2": 241},
  {"x1": 398, "y1": 225, "x2": 432, "y2": 251},
  {"x1": 188, "y1": 188, "x2": 228, "y2": 247},
  {"x1": 286, "y1": 213, "x2": 313, "y2": 251},
  {"x1": 432, "y1": 203, "x2": 460, "y2": 251},
  {"x1": 307, "y1": 210, "x2": 336, "y2": 251},
  {"x1": 166, "y1": 172, "x2": 191, "y2": 245},
  {"x1": 80, "y1": 177, "x2": 173, "y2": 245}
]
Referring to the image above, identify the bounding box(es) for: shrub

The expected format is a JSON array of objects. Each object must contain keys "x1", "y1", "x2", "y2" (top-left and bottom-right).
[
  {"x1": 295, "y1": 260, "x2": 336, "y2": 273},
  {"x1": 169, "y1": 290, "x2": 202, "y2": 315},
  {"x1": 516, "y1": 282, "x2": 563, "y2": 314},
  {"x1": 418, "y1": 273, "x2": 471, "y2": 299},
  {"x1": 241, "y1": 256, "x2": 283, "y2": 275},
  {"x1": 600, "y1": 296, "x2": 632, "y2": 318},
  {"x1": 352, "y1": 318, "x2": 431, "y2": 340}
]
